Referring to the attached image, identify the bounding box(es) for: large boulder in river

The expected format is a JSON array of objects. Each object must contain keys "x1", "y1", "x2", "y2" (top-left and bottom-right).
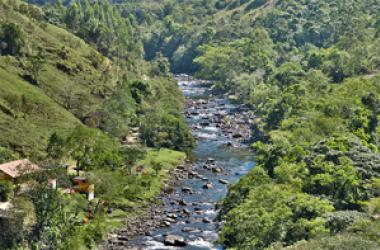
[{"x1": 164, "y1": 235, "x2": 187, "y2": 247}]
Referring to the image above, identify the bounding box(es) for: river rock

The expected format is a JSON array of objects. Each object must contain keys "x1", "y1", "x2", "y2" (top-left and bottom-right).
[
  {"x1": 188, "y1": 170, "x2": 198, "y2": 178},
  {"x1": 177, "y1": 165, "x2": 185, "y2": 170},
  {"x1": 202, "y1": 183, "x2": 213, "y2": 189},
  {"x1": 182, "y1": 227, "x2": 198, "y2": 233},
  {"x1": 202, "y1": 217, "x2": 212, "y2": 223},
  {"x1": 203, "y1": 164, "x2": 211, "y2": 170},
  {"x1": 232, "y1": 133, "x2": 243, "y2": 138},
  {"x1": 162, "y1": 221, "x2": 171, "y2": 227},
  {"x1": 219, "y1": 179, "x2": 229, "y2": 185},
  {"x1": 183, "y1": 208, "x2": 191, "y2": 215},
  {"x1": 117, "y1": 236, "x2": 129, "y2": 241},
  {"x1": 164, "y1": 235, "x2": 187, "y2": 247},
  {"x1": 206, "y1": 157, "x2": 215, "y2": 163},
  {"x1": 182, "y1": 187, "x2": 192, "y2": 193},
  {"x1": 115, "y1": 240, "x2": 127, "y2": 246},
  {"x1": 164, "y1": 217, "x2": 176, "y2": 223},
  {"x1": 212, "y1": 167, "x2": 222, "y2": 173},
  {"x1": 167, "y1": 213, "x2": 178, "y2": 219},
  {"x1": 179, "y1": 199, "x2": 187, "y2": 206}
]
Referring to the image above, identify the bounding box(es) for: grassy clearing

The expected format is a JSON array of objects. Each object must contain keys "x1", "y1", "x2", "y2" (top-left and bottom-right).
[{"x1": 62, "y1": 148, "x2": 185, "y2": 248}]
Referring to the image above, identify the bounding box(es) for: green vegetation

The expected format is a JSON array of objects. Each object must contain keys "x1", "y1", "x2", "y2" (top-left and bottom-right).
[
  {"x1": 1, "y1": 143, "x2": 185, "y2": 249},
  {"x1": 1, "y1": 0, "x2": 380, "y2": 249},
  {"x1": 0, "y1": 181, "x2": 13, "y2": 202},
  {"x1": 0, "y1": 0, "x2": 193, "y2": 161},
  {"x1": 116, "y1": 0, "x2": 380, "y2": 249},
  {"x1": 0, "y1": 21, "x2": 26, "y2": 56},
  {"x1": 0, "y1": 0, "x2": 192, "y2": 249}
]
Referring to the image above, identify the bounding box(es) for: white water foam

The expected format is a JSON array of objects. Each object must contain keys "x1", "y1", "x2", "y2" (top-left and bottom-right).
[
  {"x1": 203, "y1": 126, "x2": 219, "y2": 133},
  {"x1": 194, "y1": 132, "x2": 217, "y2": 139},
  {"x1": 204, "y1": 209, "x2": 216, "y2": 216},
  {"x1": 143, "y1": 240, "x2": 181, "y2": 250},
  {"x1": 187, "y1": 238, "x2": 219, "y2": 250}
]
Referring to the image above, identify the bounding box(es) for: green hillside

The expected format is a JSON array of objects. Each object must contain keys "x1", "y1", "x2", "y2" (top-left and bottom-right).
[
  {"x1": 0, "y1": 0, "x2": 115, "y2": 157},
  {"x1": 0, "y1": 0, "x2": 193, "y2": 248},
  {"x1": 0, "y1": 66, "x2": 80, "y2": 156},
  {"x1": 0, "y1": 0, "x2": 193, "y2": 159}
]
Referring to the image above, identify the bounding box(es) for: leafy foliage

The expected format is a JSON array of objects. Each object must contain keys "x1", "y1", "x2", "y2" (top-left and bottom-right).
[
  {"x1": 220, "y1": 182, "x2": 333, "y2": 249},
  {"x1": 0, "y1": 22, "x2": 26, "y2": 56},
  {"x1": 0, "y1": 180, "x2": 13, "y2": 202}
]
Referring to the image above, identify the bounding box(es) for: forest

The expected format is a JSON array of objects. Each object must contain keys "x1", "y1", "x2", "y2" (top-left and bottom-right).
[
  {"x1": 0, "y1": 0, "x2": 379, "y2": 249},
  {"x1": 123, "y1": 0, "x2": 380, "y2": 249}
]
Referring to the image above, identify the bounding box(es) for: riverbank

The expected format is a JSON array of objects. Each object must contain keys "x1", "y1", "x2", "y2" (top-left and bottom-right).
[
  {"x1": 101, "y1": 160, "x2": 194, "y2": 249},
  {"x1": 90, "y1": 148, "x2": 186, "y2": 249},
  {"x1": 102, "y1": 76, "x2": 255, "y2": 249}
]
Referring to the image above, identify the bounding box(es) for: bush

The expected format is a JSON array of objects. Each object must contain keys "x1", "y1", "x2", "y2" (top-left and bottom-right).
[
  {"x1": 0, "y1": 147, "x2": 18, "y2": 163},
  {"x1": 245, "y1": 0, "x2": 268, "y2": 11},
  {"x1": 323, "y1": 211, "x2": 368, "y2": 233},
  {"x1": 0, "y1": 22, "x2": 26, "y2": 56},
  {"x1": 0, "y1": 181, "x2": 13, "y2": 202}
]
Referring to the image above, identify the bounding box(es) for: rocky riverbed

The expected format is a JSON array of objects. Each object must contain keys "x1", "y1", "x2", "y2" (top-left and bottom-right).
[{"x1": 102, "y1": 75, "x2": 255, "y2": 250}]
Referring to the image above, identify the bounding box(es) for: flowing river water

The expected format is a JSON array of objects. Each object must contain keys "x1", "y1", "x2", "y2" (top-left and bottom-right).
[{"x1": 106, "y1": 76, "x2": 255, "y2": 249}]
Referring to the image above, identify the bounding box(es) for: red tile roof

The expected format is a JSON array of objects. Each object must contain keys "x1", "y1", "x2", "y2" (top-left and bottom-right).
[{"x1": 0, "y1": 159, "x2": 41, "y2": 178}]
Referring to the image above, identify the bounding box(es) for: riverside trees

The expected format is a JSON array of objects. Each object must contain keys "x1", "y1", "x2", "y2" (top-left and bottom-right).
[{"x1": 118, "y1": 0, "x2": 380, "y2": 249}]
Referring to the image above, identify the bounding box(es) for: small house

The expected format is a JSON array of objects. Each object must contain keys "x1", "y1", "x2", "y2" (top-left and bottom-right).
[
  {"x1": 72, "y1": 176, "x2": 90, "y2": 193},
  {"x1": 0, "y1": 159, "x2": 41, "y2": 183},
  {"x1": 72, "y1": 177, "x2": 94, "y2": 200}
]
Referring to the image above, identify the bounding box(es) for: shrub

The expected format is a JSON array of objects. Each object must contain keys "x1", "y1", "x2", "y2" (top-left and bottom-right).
[
  {"x1": 0, "y1": 147, "x2": 18, "y2": 163},
  {"x1": 0, "y1": 181, "x2": 13, "y2": 202},
  {"x1": 323, "y1": 211, "x2": 368, "y2": 233},
  {"x1": 0, "y1": 22, "x2": 26, "y2": 56}
]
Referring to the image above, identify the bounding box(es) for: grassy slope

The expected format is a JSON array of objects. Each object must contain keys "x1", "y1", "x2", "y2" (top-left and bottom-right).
[
  {"x1": 0, "y1": 2, "x2": 120, "y2": 158},
  {"x1": 0, "y1": 66, "x2": 80, "y2": 156}
]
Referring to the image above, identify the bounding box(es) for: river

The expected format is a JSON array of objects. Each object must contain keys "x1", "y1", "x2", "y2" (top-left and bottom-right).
[{"x1": 107, "y1": 76, "x2": 255, "y2": 249}]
